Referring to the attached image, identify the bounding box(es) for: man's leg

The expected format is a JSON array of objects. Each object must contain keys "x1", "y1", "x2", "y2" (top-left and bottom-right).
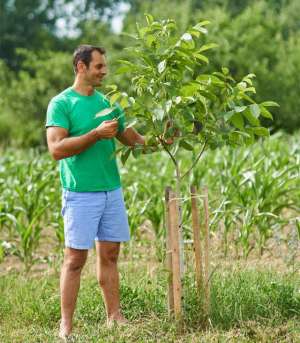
[
  {"x1": 59, "y1": 247, "x2": 88, "y2": 337},
  {"x1": 95, "y1": 241, "x2": 126, "y2": 322}
]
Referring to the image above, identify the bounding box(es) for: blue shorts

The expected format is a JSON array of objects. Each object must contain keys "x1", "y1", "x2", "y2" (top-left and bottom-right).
[{"x1": 61, "y1": 187, "x2": 130, "y2": 249}]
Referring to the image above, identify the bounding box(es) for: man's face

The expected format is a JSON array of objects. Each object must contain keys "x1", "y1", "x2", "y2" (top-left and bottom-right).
[{"x1": 80, "y1": 50, "x2": 107, "y2": 86}]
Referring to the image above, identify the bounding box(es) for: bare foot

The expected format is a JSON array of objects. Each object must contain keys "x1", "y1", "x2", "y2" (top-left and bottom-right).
[
  {"x1": 59, "y1": 320, "x2": 72, "y2": 341},
  {"x1": 107, "y1": 310, "x2": 129, "y2": 328}
]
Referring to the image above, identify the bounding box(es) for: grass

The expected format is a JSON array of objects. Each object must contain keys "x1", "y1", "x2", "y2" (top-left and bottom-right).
[{"x1": 0, "y1": 254, "x2": 299, "y2": 343}]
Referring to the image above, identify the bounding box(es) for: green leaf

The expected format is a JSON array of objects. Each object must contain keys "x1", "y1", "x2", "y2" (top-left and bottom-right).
[
  {"x1": 144, "y1": 13, "x2": 154, "y2": 25},
  {"x1": 110, "y1": 92, "x2": 122, "y2": 105},
  {"x1": 199, "y1": 90, "x2": 216, "y2": 101},
  {"x1": 153, "y1": 108, "x2": 165, "y2": 121},
  {"x1": 232, "y1": 130, "x2": 250, "y2": 138},
  {"x1": 244, "y1": 130, "x2": 255, "y2": 145},
  {"x1": 115, "y1": 66, "x2": 132, "y2": 75},
  {"x1": 193, "y1": 21, "x2": 210, "y2": 33},
  {"x1": 198, "y1": 43, "x2": 218, "y2": 53},
  {"x1": 166, "y1": 21, "x2": 176, "y2": 31},
  {"x1": 121, "y1": 148, "x2": 131, "y2": 165},
  {"x1": 222, "y1": 67, "x2": 229, "y2": 75},
  {"x1": 213, "y1": 71, "x2": 227, "y2": 80},
  {"x1": 260, "y1": 101, "x2": 279, "y2": 107},
  {"x1": 179, "y1": 140, "x2": 194, "y2": 151},
  {"x1": 181, "y1": 32, "x2": 193, "y2": 41},
  {"x1": 138, "y1": 26, "x2": 150, "y2": 38},
  {"x1": 223, "y1": 110, "x2": 235, "y2": 122},
  {"x1": 174, "y1": 96, "x2": 182, "y2": 104},
  {"x1": 244, "y1": 73, "x2": 256, "y2": 79},
  {"x1": 240, "y1": 93, "x2": 255, "y2": 104},
  {"x1": 243, "y1": 108, "x2": 260, "y2": 126},
  {"x1": 125, "y1": 118, "x2": 137, "y2": 129},
  {"x1": 238, "y1": 81, "x2": 247, "y2": 90},
  {"x1": 105, "y1": 84, "x2": 118, "y2": 96},
  {"x1": 296, "y1": 219, "x2": 300, "y2": 240},
  {"x1": 189, "y1": 29, "x2": 200, "y2": 38},
  {"x1": 245, "y1": 87, "x2": 256, "y2": 93},
  {"x1": 230, "y1": 113, "x2": 244, "y2": 130},
  {"x1": 180, "y1": 33, "x2": 195, "y2": 49},
  {"x1": 157, "y1": 60, "x2": 166, "y2": 74},
  {"x1": 234, "y1": 106, "x2": 247, "y2": 113},
  {"x1": 120, "y1": 32, "x2": 138, "y2": 40},
  {"x1": 145, "y1": 34, "x2": 156, "y2": 48},
  {"x1": 111, "y1": 147, "x2": 124, "y2": 159},
  {"x1": 132, "y1": 146, "x2": 143, "y2": 158},
  {"x1": 117, "y1": 60, "x2": 136, "y2": 67},
  {"x1": 194, "y1": 53, "x2": 209, "y2": 64},
  {"x1": 260, "y1": 106, "x2": 273, "y2": 120},
  {"x1": 242, "y1": 73, "x2": 256, "y2": 85},
  {"x1": 243, "y1": 78, "x2": 253, "y2": 85},
  {"x1": 251, "y1": 127, "x2": 270, "y2": 137},
  {"x1": 165, "y1": 100, "x2": 172, "y2": 113},
  {"x1": 228, "y1": 132, "x2": 241, "y2": 145},
  {"x1": 183, "y1": 110, "x2": 194, "y2": 122},
  {"x1": 194, "y1": 20, "x2": 210, "y2": 28},
  {"x1": 120, "y1": 97, "x2": 130, "y2": 109},
  {"x1": 197, "y1": 74, "x2": 224, "y2": 86},
  {"x1": 249, "y1": 104, "x2": 260, "y2": 118},
  {"x1": 95, "y1": 107, "x2": 116, "y2": 118},
  {"x1": 0, "y1": 245, "x2": 4, "y2": 263},
  {"x1": 180, "y1": 83, "x2": 200, "y2": 96}
]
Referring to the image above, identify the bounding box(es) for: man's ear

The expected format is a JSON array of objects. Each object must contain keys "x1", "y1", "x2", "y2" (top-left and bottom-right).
[{"x1": 77, "y1": 61, "x2": 87, "y2": 73}]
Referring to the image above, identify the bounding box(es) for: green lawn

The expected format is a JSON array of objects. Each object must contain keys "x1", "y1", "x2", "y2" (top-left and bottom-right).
[{"x1": 0, "y1": 251, "x2": 299, "y2": 343}]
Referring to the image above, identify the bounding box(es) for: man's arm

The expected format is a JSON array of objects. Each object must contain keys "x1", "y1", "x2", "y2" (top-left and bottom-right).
[
  {"x1": 116, "y1": 127, "x2": 145, "y2": 146},
  {"x1": 47, "y1": 120, "x2": 119, "y2": 160}
]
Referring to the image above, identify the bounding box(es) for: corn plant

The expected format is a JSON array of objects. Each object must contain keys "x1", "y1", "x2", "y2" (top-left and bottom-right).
[
  {"x1": 195, "y1": 133, "x2": 299, "y2": 257},
  {"x1": 1, "y1": 152, "x2": 56, "y2": 271},
  {"x1": 0, "y1": 131, "x2": 298, "y2": 268}
]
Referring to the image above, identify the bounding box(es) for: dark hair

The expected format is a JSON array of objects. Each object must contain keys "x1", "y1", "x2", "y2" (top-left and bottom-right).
[{"x1": 73, "y1": 45, "x2": 106, "y2": 73}]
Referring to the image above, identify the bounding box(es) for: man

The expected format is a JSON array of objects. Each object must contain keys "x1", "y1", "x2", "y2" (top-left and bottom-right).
[{"x1": 46, "y1": 45, "x2": 145, "y2": 340}]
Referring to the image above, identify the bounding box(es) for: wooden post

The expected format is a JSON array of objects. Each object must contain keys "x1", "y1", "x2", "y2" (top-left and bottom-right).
[
  {"x1": 190, "y1": 186, "x2": 204, "y2": 293},
  {"x1": 165, "y1": 187, "x2": 174, "y2": 314},
  {"x1": 168, "y1": 189, "x2": 182, "y2": 319},
  {"x1": 203, "y1": 186, "x2": 210, "y2": 315}
]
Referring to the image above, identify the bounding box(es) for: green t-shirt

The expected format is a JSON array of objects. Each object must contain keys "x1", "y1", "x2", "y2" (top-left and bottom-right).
[{"x1": 46, "y1": 87, "x2": 126, "y2": 192}]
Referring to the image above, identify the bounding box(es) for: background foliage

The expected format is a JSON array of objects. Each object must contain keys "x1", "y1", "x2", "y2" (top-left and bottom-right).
[{"x1": 0, "y1": 0, "x2": 300, "y2": 148}]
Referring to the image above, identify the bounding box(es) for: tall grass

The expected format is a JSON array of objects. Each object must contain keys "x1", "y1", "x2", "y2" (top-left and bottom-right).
[{"x1": 0, "y1": 262, "x2": 299, "y2": 342}]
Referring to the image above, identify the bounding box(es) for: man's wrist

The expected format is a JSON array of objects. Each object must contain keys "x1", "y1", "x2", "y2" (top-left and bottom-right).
[{"x1": 90, "y1": 129, "x2": 102, "y2": 141}]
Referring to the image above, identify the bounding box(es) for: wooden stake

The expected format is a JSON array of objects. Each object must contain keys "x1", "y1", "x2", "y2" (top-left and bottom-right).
[
  {"x1": 168, "y1": 189, "x2": 182, "y2": 319},
  {"x1": 203, "y1": 186, "x2": 210, "y2": 315},
  {"x1": 190, "y1": 186, "x2": 204, "y2": 293},
  {"x1": 165, "y1": 187, "x2": 174, "y2": 314}
]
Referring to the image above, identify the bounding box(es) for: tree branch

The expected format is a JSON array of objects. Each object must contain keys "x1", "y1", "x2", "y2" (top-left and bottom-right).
[
  {"x1": 181, "y1": 140, "x2": 208, "y2": 180},
  {"x1": 158, "y1": 136, "x2": 178, "y2": 169}
]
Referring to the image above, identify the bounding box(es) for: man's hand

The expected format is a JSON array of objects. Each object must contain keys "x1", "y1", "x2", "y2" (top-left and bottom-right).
[
  {"x1": 96, "y1": 120, "x2": 119, "y2": 139},
  {"x1": 116, "y1": 127, "x2": 145, "y2": 146}
]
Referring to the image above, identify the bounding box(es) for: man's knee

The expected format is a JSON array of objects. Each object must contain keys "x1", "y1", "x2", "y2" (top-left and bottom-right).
[
  {"x1": 64, "y1": 249, "x2": 87, "y2": 272},
  {"x1": 100, "y1": 245, "x2": 119, "y2": 265}
]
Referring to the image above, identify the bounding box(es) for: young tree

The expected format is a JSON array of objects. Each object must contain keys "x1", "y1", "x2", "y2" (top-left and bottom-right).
[{"x1": 107, "y1": 15, "x2": 278, "y2": 270}]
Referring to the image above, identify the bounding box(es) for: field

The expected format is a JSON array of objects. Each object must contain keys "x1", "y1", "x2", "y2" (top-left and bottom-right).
[
  {"x1": 2, "y1": 0, "x2": 300, "y2": 341},
  {"x1": 0, "y1": 132, "x2": 299, "y2": 342}
]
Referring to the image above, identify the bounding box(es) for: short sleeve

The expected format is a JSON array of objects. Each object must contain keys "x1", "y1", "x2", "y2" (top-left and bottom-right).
[
  {"x1": 114, "y1": 103, "x2": 126, "y2": 134},
  {"x1": 46, "y1": 99, "x2": 70, "y2": 130}
]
